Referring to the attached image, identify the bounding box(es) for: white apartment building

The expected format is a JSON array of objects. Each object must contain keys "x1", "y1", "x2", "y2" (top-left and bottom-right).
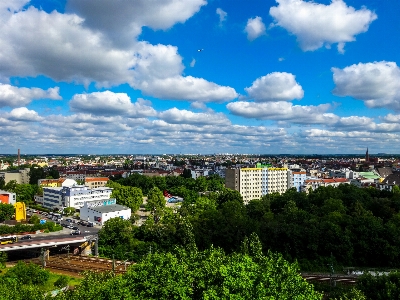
[
  {"x1": 225, "y1": 167, "x2": 291, "y2": 204},
  {"x1": 292, "y1": 171, "x2": 306, "y2": 192},
  {"x1": 42, "y1": 186, "x2": 113, "y2": 210},
  {"x1": 262, "y1": 168, "x2": 290, "y2": 195},
  {"x1": 240, "y1": 168, "x2": 262, "y2": 204}
]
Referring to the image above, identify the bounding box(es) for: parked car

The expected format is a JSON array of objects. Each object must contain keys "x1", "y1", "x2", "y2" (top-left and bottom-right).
[
  {"x1": 65, "y1": 218, "x2": 72, "y2": 223},
  {"x1": 67, "y1": 225, "x2": 74, "y2": 229},
  {"x1": 87, "y1": 222, "x2": 94, "y2": 227},
  {"x1": 20, "y1": 235, "x2": 32, "y2": 240},
  {"x1": 70, "y1": 230, "x2": 81, "y2": 235},
  {"x1": 72, "y1": 226, "x2": 79, "y2": 231}
]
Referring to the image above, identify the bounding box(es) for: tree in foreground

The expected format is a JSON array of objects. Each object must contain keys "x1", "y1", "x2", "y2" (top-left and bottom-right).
[{"x1": 53, "y1": 242, "x2": 322, "y2": 300}]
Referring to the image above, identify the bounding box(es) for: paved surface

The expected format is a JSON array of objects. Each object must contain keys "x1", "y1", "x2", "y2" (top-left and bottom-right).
[{"x1": 0, "y1": 236, "x2": 88, "y2": 252}]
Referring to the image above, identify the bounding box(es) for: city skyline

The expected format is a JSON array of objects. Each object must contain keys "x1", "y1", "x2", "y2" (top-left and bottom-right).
[{"x1": 0, "y1": 0, "x2": 399, "y2": 154}]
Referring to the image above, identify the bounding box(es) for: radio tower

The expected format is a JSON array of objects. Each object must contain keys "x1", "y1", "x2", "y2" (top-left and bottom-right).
[{"x1": 18, "y1": 149, "x2": 20, "y2": 166}]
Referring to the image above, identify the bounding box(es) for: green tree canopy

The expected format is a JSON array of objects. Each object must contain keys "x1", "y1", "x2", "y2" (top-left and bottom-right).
[
  {"x1": 146, "y1": 187, "x2": 166, "y2": 212},
  {"x1": 0, "y1": 203, "x2": 15, "y2": 222},
  {"x1": 108, "y1": 181, "x2": 143, "y2": 212}
]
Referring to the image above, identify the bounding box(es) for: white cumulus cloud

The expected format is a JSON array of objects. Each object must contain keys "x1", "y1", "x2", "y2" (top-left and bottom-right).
[
  {"x1": 142, "y1": 76, "x2": 238, "y2": 102},
  {"x1": 67, "y1": 0, "x2": 207, "y2": 47},
  {"x1": 0, "y1": 5, "x2": 236, "y2": 103},
  {"x1": 158, "y1": 108, "x2": 231, "y2": 125},
  {"x1": 269, "y1": 0, "x2": 377, "y2": 52},
  {"x1": 0, "y1": 83, "x2": 61, "y2": 108},
  {"x1": 8, "y1": 107, "x2": 43, "y2": 122},
  {"x1": 244, "y1": 16, "x2": 266, "y2": 41},
  {"x1": 69, "y1": 91, "x2": 157, "y2": 117},
  {"x1": 244, "y1": 72, "x2": 304, "y2": 101},
  {"x1": 226, "y1": 101, "x2": 336, "y2": 124},
  {"x1": 332, "y1": 61, "x2": 400, "y2": 110}
]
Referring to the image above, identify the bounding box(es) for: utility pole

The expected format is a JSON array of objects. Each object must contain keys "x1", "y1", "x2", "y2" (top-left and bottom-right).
[
  {"x1": 112, "y1": 254, "x2": 115, "y2": 273},
  {"x1": 40, "y1": 248, "x2": 46, "y2": 268},
  {"x1": 94, "y1": 236, "x2": 98, "y2": 257}
]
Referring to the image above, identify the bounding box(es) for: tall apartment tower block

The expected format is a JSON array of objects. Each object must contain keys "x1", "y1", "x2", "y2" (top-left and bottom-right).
[{"x1": 225, "y1": 167, "x2": 292, "y2": 204}]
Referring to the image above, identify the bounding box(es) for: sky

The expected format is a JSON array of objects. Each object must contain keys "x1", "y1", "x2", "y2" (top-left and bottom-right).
[{"x1": 0, "y1": 0, "x2": 399, "y2": 155}]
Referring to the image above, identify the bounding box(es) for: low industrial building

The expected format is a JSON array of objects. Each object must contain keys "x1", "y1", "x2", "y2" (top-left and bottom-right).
[
  {"x1": 79, "y1": 199, "x2": 131, "y2": 226},
  {"x1": 0, "y1": 190, "x2": 16, "y2": 205}
]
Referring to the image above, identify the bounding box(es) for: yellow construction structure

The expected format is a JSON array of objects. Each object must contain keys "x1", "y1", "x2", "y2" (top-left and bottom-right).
[{"x1": 14, "y1": 202, "x2": 26, "y2": 221}]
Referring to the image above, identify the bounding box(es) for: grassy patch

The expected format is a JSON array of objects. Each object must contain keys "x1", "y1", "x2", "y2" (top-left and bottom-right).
[{"x1": 0, "y1": 266, "x2": 82, "y2": 291}]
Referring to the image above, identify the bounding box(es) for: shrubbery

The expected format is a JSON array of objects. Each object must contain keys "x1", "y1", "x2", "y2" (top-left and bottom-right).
[{"x1": 0, "y1": 222, "x2": 62, "y2": 235}]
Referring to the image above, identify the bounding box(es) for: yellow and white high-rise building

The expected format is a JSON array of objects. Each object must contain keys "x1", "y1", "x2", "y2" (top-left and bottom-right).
[{"x1": 225, "y1": 167, "x2": 291, "y2": 204}]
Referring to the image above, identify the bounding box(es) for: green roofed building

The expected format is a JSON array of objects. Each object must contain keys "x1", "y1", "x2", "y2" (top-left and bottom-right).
[
  {"x1": 256, "y1": 163, "x2": 272, "y2": 168},
  {"x1": 359, "y1": 172, "x2": 381, "y2": 180}
]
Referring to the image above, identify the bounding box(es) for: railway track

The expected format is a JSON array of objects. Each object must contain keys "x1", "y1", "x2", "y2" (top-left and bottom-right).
[
  {"x1": 302, "y1": 274, "x2": 357, "y2": 285},
  {"x1": 16, "y1": 254, "x2": 134, "y2": 275}
]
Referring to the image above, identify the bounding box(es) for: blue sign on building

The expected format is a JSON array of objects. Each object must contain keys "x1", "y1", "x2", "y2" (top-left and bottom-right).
[{"x1": 103, "y1": 199, "x2": 116, "y2": 206}]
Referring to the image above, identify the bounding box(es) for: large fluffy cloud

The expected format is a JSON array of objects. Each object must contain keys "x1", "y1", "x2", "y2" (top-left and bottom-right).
[
  {"x1": 0, "y1": 3, "x2": 236, "y2": 102},
  {"x1": 244, "y1": 16, "x2": 266, "y2": 41},
  {"x1": 244, "y1": 72, "x2": 304, "y2": 101},
  {"x1": 227, "y1": 101, "x2": 337, "y2": 123},
  {"x1": 332, "y1": 61, "x2": 400, "y2": 110},
  {"x1": 67, "y1": 0, "x2": 207, "y2": 47},
  {"x1": 269, "y1": 0, "x2": 377, "y2": 52},
  {"x1": 69, "y1": 91, "x2": 157, "y2": 117},
  {"x1": 0, "y1": 83, "x2": 61, "y2": 108}
]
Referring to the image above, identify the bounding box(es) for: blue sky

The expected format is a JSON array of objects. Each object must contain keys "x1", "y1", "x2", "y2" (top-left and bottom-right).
[{"x1": 1, "y1": 0, "x2": 400, "y2": 154}]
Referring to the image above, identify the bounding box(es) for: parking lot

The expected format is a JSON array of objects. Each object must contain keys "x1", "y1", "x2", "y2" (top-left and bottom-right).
[{"x1": 26, "y1": 208, "x2": 100, "y2": 236}]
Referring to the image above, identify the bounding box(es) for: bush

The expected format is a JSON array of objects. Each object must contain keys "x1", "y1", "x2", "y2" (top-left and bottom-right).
[
  {"x1": 54, "y1": 275, "x2": 69, "y2": 288},
  {"x1": 29, "y1": 214, "x2": 40, "y2": 225},
  {"x1": 4, "y1": 261, "x2": 50, "y2": 285}
]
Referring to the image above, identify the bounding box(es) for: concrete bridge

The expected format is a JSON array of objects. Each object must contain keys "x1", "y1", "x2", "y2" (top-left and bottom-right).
[{"x1": 0, "y1": 235, "x2": 97, "y2": 254}]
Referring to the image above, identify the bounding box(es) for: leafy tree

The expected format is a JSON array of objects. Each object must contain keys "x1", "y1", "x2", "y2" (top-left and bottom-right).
[
  {"x1": 46, "y1": 166, "x2": 60, "y2": 179},
  {"x1": 333, "y1": 288, "x2": 367, "y2": 300},
  {"x1": 63, "y1": 207, "x2": 76, "y2": 216},
  {"x1": 0, "y1": 177, "x2": 5, "y2": 190},
  {"x1": 121, "y1": 246, "x2": 322, "y2": 300},
  {"x1": 146, "y1": 187, "x2": 166, "y2": 212},
  {"x1": 29, "y1": 214, "x2": 40, "y2": 225},
  {"x1": 0, "y1": 203, "x2": 15, "y2": 222},
  {"x1": 108, "y1": 181, "x2": 143, "y2": 212},
  {"x1": 29, "y1": 167, "x2": 45, "y2": 185},
  {"x1": 357, "y1": 271, "x2": 400, "y2": 300},
  {"x1": 181, "y1": 168, "x2": 192, "y2": 179},
  {"x1": 4, "y1": 261, "x2": 50, "y2": 285},
  {"x1": 98, "y1": 217, "x2": 136, "y2": 259},
  {"x1": 216, "y1": 188, "x2": 243, "y2": 206},
  {"x1": 3, "y1": 180, "x2": 17, "y2": 193},
  {"x1": 0, "y1": 279, "x2": 45, "y2": 300},
  {"x1": 14, "y1": 184, "x2": 37, "y2": 205},
  {"x1": 194, "y1": 176, "x2": 208, "y2": 192}
]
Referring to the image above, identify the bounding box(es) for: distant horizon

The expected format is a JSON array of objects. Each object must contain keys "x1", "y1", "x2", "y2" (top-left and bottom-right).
[{"x1": 0, "y1": 152, "x2": 396, "y2": 157}]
